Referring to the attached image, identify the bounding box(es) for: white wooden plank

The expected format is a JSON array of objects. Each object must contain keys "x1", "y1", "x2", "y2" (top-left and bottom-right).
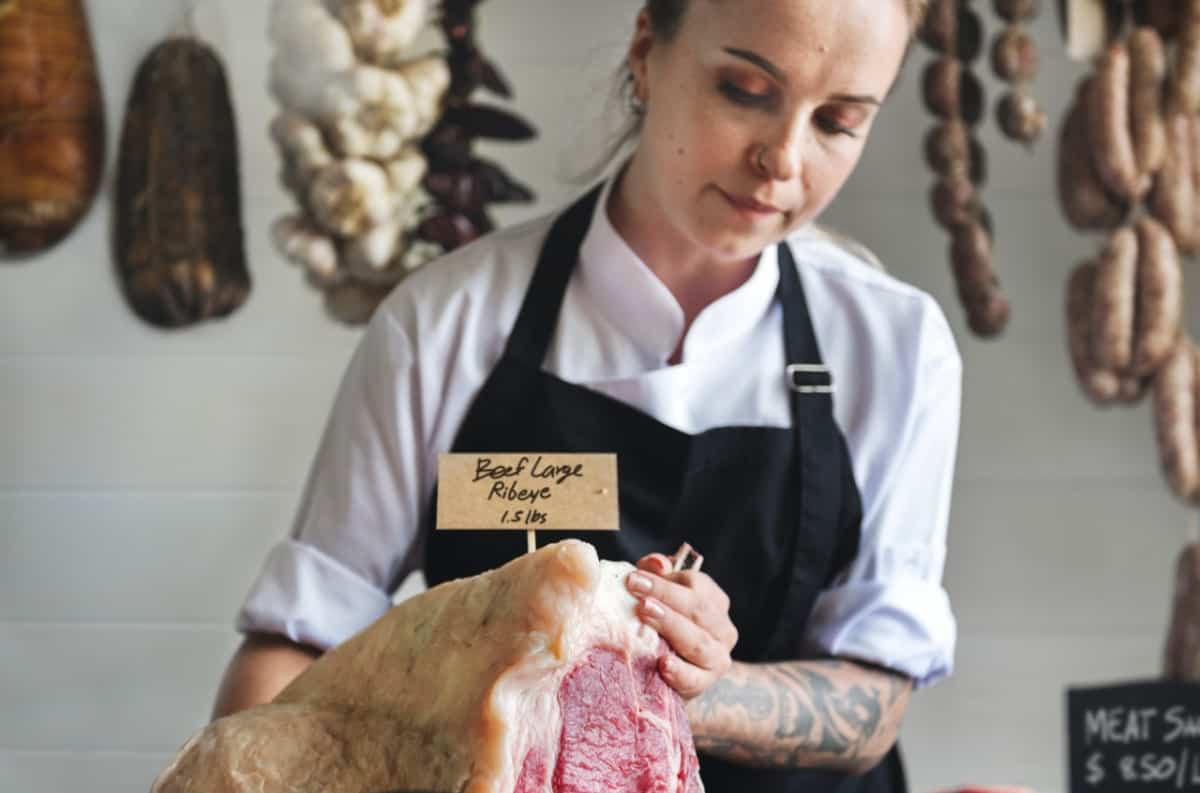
[
  {"x1": 1, "y1": 625, "x2": 236, "y2": 750},
  {"x1": 954, "y1": 336, "x2": 1167, "y2": 481},
  {"x1": 904, "y1": 633, "x2": 1162, "y2": 793},
  {"x1": 0, "y1": 749, "x2": 172, "y2": 793},
  {"x1": 0, "y1": 491, "x2": 427, "y2": 623},
  {"x1": 0, "y1": 357, "x2": 345, "y2": 489},
  {"x1": 0, "y1": 492, "x2": 292, "y2": 623},
  {"x1": 474, "y1": 0, "x2": 637, "y2": 67},
  {"x1": 944, "y1": 480, "x2": 1188, "y2": 634}
]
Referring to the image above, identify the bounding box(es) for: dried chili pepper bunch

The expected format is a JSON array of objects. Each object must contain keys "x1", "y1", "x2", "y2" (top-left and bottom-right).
[
  {"x1": 991, "y1": 0, "x2": 1046, "y2": 144},
  {"x1": 417, "y1": 0, "x2": 536, "y2": 254},
  {"x1": 920, "y1": 0, "x2": 1011, "y2": 337}
]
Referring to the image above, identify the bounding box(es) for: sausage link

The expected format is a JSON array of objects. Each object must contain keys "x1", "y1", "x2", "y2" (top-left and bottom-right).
[
  {"x1": 925, "y1": 119, "x2": 969, "y2": 174},
  {"x1": 996, "y1": 90, "x2": 1046, "y2": 143},
  {"x1": 993, "y1": 0, "x2": 1039, "y2": 23},
  {"x1": 1152, "y1": 339, "x2": 1200, "y2": 501},
  {"x1": 991, "y1": 27, "x2": 1038, "y2": 82},
  {"x1": 919, "y1": 0, "x2": 958, "y2": 54},
  {"x1": 1194, "y1": 342, "x2": 1200, "y2": 506},
  {"x1": 1059, "y1": 84, "x2": 1127, "y2": 230},
  {"x1": 1142, "y1": 0, "x2": 1181, "y2": 42},
  {"x1": 931, "y1": 174, "x2": 978, "y2": 229},
  {"x1": 1189, "y1": 114, "x2": 1200, "y2": 253},
  {"x1": 1163, "y1": 543, "x2": 1200, "y2": 680},
  {"x1": 1132, "y1": 216, "x2": 1183, "y2": 376},
  {"x1": 923, "y1": 57, "x2": 961, "y2": 120},
  {"x1": 1172, "y1": 0, "x2": 1200, "y2": 115},
  {"x1": 956, "y1": 8, "x2": 984, "y2": 63},
  {"x1": 951, "y1": 221, "x2": 1009, "y2": 336},
  {"x1": 1116, "y1": 374, "x2": 1149, "y2": 403},
  {"x1": 1150, "y1": 109, "x2": 1198, "y2": 252},
  {"x1": 1090, "y1": 226, "x2": 1139, "y2": 372},
  {"x1": 968, "y1": 289, "x2": 1010, "y2": 337},
  {"x1": 1088, "y1": 42, "x2": 1152, "y2": 200},
  {"x1": 1129, "y1": 27, "x2": 1168, "y2": 179},
  {"x1": 1067, "y1": 260, "x2": 1123, "y2": 403}
]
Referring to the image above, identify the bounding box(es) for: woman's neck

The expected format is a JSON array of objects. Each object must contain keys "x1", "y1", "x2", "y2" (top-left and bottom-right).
[{"x1": 606, "y1": 156, "x2": 759, "y2": 336}]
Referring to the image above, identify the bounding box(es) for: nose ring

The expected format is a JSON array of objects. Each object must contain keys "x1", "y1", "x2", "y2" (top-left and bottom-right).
[{"x1": 756, "y1": 146, "x2": 767, "y2": 173}]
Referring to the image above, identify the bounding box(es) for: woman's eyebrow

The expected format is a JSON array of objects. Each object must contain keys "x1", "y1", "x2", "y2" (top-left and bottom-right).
[
  {"x1": 829, "y1": 93, "x2": 881, "y2": 106},
  {"x1": 723, "y1": 47, "x2": 787, "y2": 84},
  {"x1": 721, "y1": 47, "x2": 881, "y2": 105}
]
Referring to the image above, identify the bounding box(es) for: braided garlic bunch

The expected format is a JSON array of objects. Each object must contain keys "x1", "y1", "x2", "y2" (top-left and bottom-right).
[{"x1": 267, "y1": 0, "x2": 450, "y2": 321}]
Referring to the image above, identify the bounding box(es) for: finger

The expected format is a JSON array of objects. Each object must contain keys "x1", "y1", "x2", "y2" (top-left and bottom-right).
[
  {"x1": 659, "y1": 652, "x2": 710, "y2": 700},
  {"x1": 636, "y1": 554, "x2": 672, "y2": 575},
  {"x1": 669, "y1": 571, "x2": 733, "y2": 619},
  {"x1": 637, "y1": 597, "x2": 725, "y2": 671},
  {"x1": 627, "y1": 569, "x2": 706, "y2": 624}
]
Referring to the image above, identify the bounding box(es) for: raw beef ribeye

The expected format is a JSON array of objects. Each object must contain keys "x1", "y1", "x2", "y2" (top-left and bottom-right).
[{"x1": 152, "y1": 540, "x2": 703, "y2": 793}]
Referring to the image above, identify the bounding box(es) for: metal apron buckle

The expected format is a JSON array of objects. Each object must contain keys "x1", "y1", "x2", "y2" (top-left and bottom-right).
[{"x1": 786, "y1": 363, "x2": 834, "y2": 394}]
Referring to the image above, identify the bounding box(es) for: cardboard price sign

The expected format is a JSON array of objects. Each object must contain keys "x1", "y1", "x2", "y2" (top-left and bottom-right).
[
  {"x1": 436, "y1": 453, "x2": 619, "y2": 532},
  {"x1": 1067, "y1": 680, "x2": 1200, "y2": 793}
]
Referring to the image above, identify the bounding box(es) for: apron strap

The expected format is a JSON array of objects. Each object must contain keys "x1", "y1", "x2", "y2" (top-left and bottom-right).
[
  {"x1": 766, "y1": 241, "x2": 858, "y2": 661},
  {"x1": 776, "y1": 241, "x2": 825, "y2": 366},
  {"x1": 504, "y1": 184, "x2": 604, "y2": 369}
]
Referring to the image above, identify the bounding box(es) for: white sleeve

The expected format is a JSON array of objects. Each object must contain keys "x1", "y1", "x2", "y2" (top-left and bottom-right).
[
  {"x1": 801, "y1": 305, "x2": 962, "y2": 689},
  {"x1": 235, "y1": 305, "x2": 427, "y2": 651}
]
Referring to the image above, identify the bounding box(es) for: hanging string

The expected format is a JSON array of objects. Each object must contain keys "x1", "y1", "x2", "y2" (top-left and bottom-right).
[{"x1": 169, "y1": 0, "x2": 230, "y2": 56}]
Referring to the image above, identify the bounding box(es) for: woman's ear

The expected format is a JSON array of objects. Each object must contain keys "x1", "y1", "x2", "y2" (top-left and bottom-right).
[{"x1": 627, "y1": 8, "x2": 655, "y2": 103}]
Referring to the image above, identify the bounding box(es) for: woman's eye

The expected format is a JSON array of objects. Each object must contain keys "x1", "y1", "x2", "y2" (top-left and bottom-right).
[
  {"x1": 720, "y1": 82, "x2": 771, "y2": 107},
  {"x1": 817, "y1": 115, "x2": 858, "y2": 138}
]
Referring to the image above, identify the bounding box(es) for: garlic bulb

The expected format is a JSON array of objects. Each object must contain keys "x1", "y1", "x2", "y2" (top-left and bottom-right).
[
  {"x1": 272, "y1": 215, "x2": 341, "y2": 285},
  {"x1": 268, "y1": 0, "x2": 356, "y2": 72},
  {"x1": 307, "y1": 159, "x2": 397, "y2": 236},
  {"x1": 334, "y1": 0, "x2": 430, "y2": 63}
]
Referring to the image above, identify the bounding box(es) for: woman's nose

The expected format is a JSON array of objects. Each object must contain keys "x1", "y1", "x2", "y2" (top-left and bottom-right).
[{"x1": 756, "y1": 123, "x2": 805, "y2": 181}]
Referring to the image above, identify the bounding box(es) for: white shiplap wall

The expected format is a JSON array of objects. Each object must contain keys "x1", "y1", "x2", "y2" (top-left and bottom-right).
[{"x1": 3, "y1": 2, "x2": 1198, "y2": 792}]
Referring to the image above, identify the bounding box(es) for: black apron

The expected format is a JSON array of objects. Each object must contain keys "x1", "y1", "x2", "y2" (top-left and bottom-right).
[{"x1": 417, "y1": 185, "x2": 907, "y2": 793}]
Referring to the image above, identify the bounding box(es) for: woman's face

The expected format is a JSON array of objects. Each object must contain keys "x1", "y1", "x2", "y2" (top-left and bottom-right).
[{"x1": 626, "y1": 0, "x2": 911, "y2": 263}]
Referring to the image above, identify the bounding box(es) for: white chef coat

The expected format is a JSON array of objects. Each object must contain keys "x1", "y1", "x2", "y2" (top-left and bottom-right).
[{"x1": 236, "y1": 171, "x2": 962, "y2": 689}]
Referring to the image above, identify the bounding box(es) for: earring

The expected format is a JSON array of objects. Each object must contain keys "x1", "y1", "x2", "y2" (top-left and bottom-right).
[{"x1": 630, "y1": 92, "x2": 645, "y2": 116}]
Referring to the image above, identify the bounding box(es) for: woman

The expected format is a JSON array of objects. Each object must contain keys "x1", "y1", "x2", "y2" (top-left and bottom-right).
[{"x1": 215, "y1": 1, "x2": 960, "y2": 791}]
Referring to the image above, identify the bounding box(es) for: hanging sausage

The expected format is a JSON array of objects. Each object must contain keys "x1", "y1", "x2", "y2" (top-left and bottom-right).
[
  {"x1": 1054, "y1": 0, "x2": 1198, "y2": 510},
  {"x1": 0, "y1": 0, "x2": 105, "y2": 258},
  {"x1": 991, "y1": 0, "x2": 1047, "y2": 145},
  {"x1": 920, "y1": 0, "x2": 1011, "y2": 337}
]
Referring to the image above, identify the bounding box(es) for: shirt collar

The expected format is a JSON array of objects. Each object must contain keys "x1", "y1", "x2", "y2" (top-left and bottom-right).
[{"x1": 577, "y1": 167, "x2": 782, "y2": 366}]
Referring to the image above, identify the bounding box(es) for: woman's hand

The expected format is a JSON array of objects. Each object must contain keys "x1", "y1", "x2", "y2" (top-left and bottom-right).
[{"x1": 625, "y1": 553, "x2": 738, "y2": 699}]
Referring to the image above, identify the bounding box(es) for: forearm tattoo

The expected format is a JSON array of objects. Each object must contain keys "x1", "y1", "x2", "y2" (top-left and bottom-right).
[{"x1": 687, "y1": 659, "x2": 912, "y2": 771}]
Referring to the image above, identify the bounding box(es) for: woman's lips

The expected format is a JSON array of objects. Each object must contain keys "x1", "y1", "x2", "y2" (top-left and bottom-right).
[{"x1": 719, "y1": 188, "x2": 780, "y2": 217}]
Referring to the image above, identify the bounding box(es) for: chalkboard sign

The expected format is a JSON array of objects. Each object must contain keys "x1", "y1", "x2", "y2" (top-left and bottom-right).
[{"x1": 1068, "y1": 680, "x2": 1200, "y2": 792}]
